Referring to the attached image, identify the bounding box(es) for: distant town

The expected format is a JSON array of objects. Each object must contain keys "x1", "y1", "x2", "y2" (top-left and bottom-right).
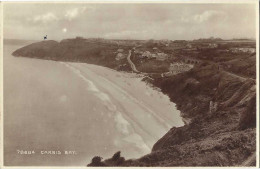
[
  {"x1": 10, "y1": 36, "x2": 256, "y2": 80},
  {"x1": 68, "y1": 37, "x2": 255, "y2": 79}
]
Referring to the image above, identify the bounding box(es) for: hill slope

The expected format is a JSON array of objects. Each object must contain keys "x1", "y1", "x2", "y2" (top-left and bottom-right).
[
  {"x1": 12, "y1": 38, "x2": 133, "y2": 71},
  {"x1": 88, "y1": 63, "x2": 256, "y2": 167}
]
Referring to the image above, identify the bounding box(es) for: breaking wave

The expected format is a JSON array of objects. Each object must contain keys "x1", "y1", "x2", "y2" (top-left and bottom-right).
[{"x1": 61, "y1": 62, "x2": 151, "y2": 153}]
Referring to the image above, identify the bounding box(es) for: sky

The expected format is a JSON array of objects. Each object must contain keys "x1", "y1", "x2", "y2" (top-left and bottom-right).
[{"x1": 3, "y1": 3, "x2": 257, "y2": 41}]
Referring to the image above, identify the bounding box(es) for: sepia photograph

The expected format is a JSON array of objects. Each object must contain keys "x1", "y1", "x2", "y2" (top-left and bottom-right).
[{"x1": 2, "y1": 1, "x2": 259, "y2": 167}]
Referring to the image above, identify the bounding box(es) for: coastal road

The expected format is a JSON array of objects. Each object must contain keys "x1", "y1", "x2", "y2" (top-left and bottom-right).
[{"x1": 127, "y1": 50, "x2": 139, "y2": 73}]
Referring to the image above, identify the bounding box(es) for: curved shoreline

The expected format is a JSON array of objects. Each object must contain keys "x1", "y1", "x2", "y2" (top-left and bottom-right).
[{"x1": 10, "y1": 40, "x2": 257, "y2": 167}]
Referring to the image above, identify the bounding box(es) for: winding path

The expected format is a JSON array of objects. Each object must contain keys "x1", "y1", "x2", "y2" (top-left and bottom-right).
[
  {"x1": 127, "y1": 50, "x2": 139, "y2": 73},
  {"x1": 240, "y1": 152, "x2": 256, "y2": 166},
  {"x1": 222, "y1": 70, "x2": 256, "y2": 83}
]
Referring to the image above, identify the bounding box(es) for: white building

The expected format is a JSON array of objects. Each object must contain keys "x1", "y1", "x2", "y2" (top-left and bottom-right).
[
  {"x1": 117, "y1": 49, "x2": 124, "y2": 53},
  {"x1": 156, "y1": 53, "x2": 168, "y2": 61},
  {"x1": 169, "y1": 62, "x2": 193, "y2": 75},
  {"x1": 186, "y1": 44, "x2": 192, "y2": 48},
  {"x1": 141, "y1": 51, "x2": 152, "y2": 58},
  {"x1": 209, "y1": 43, "x2": 218, "y2": 48},
  {"x1": 115, "y1": 53, "x2": 126, "y2": 60}
]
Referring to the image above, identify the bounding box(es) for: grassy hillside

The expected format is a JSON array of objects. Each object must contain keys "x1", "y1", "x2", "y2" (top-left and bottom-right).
[
  {"x1": 88, "y1": 63, "x2": 256, "y2": 167},
  {"x1": 12, "y1": 38, "x2": 133, "y2": 70}
]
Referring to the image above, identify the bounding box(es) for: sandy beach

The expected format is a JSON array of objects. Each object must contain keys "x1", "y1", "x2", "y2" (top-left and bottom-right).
[{"x1": 4, "y1": 44, "x2": 183, "y2": 166}]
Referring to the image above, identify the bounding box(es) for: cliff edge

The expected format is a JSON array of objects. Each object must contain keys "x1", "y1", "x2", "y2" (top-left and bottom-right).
[{"x1": 88, "y1": 63, "x2": 256, "y2": 167}]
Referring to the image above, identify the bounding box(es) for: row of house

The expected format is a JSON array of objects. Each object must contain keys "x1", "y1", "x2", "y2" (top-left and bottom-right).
[
  {"x1": 183, "y1": 57, "x2": 201, "y2": 65},
  {"x1": 163, "y1": 62, "x2": 193, "y2": 77},
  {"x1": 230, "y1": 47, "x2": 256, "y2": 53},
  {"x1": 142, "y1": 51, "x2": 168, "y2": 61},
  {"x1": 194, "y1": 43, "x2": 218, "y2": 50},
  {"x1": 169, "y1": 62, "x2": 193, "y2": 74},
  {"x1": 135, "y1": 50, "x2": 169, "y2": 61},
  {"x1": 171, "y1": 42, "x2": 218, "y2": 51}
]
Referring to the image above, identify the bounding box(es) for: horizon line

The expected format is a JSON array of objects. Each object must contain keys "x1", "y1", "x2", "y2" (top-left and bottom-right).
[{"x1": 3, "y1": 37, "x2": 256, "y2": 42}]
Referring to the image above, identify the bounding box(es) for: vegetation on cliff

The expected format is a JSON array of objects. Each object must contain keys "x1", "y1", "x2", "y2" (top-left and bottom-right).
[
  {"x1": 12, "y1": 38, "x2": 133, "y2": 71},
  {"x1": 86, "y1": 62, "x2": 256, "y2": 166}
]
